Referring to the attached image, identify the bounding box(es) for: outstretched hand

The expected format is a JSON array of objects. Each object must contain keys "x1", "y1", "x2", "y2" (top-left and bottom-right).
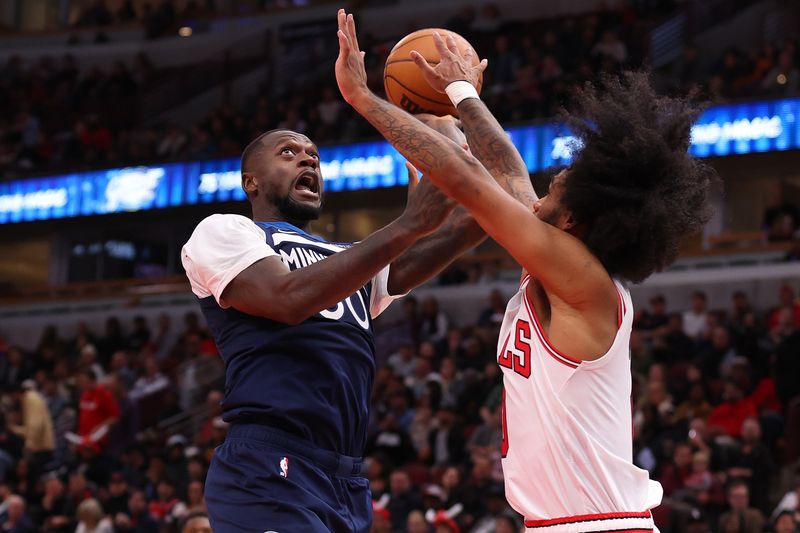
[
  {"x1": 335, "y1": 8, "x2": 369, "y2": 105},
  {"x1": 410, "y1": 32, "x2": 487, "y2": 94}
]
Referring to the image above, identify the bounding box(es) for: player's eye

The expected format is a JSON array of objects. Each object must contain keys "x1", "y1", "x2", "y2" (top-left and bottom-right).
[
  {"x1": 281, "y1": 147, "x2": 295, "y2": 156},
  {"x1": 309, "y1": 152, "x2": 319, "y2": 159}
]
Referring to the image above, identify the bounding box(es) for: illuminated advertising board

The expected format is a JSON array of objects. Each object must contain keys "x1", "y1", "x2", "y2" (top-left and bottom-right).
[{"x1": 1, "y1": 97, "x2": 798, "y2": 224}]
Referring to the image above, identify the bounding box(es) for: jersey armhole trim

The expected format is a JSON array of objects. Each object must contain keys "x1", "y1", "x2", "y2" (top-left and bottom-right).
[
  {"x1": 522, "y1": 281, "x2": 626, "y2": 368},
  {"x1": 522, "y1": 291, "x2": 581, "y2": 368}
]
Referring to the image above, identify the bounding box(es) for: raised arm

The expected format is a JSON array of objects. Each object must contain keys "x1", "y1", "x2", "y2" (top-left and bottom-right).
[
  {"x1": 410, "y1": 32, "x2": 538, "y2": 209},
  {"x1": 335, "y1": 10, "x2": 608, "y2": 304},
  {"x1": 188, "y1": 175, "x2": 454, "y2": 325},
  {"x1": 387, "y1": 115, "x2": 486, "y2": 295}
]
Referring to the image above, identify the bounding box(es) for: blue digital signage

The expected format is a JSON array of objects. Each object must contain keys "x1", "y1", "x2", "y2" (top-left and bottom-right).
[{"x1": 1, "y1": 97, "x2": 799, "y2": 225}]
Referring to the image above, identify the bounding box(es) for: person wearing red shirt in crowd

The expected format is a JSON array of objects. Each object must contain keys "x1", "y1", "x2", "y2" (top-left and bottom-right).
[
  {"x1": 658, "y1": 442, "x2": 694, "y2": 496},
  {"x1": 767, "y1": 284, "x2": 800, "y2": 330},
  {"x1": 749, "y1": 377, "x2": 782, "y2": 415},
  {"x1": 707, "y1": 381, "x2": 758, "y2": 438},
  {"x1": 148, "y1": 478, "x2": 186, "y2": 528},
  {"x1": 76, "y1": 370, "x2": 119, "y2": 454}
]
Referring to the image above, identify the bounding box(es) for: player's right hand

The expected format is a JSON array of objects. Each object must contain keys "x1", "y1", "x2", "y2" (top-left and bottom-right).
[
  {"x1": 399, "y1": 161, "x2": 456, "y2": 236},
  {"x1": 410, "y1": 32, "x2": 487, "y2": 93}
]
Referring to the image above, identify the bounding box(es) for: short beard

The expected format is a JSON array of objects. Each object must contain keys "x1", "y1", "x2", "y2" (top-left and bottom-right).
[{"x1": 274, "y1": 193, "x2": 321, "y2": 229}]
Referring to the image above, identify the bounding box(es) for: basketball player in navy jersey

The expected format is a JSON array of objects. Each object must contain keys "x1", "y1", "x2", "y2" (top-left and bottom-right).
[{"x1": 182, "y1": 116, "x2": 496, "y2": 530}]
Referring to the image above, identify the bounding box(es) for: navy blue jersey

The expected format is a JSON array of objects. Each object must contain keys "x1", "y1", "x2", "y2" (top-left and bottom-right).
[{"x1": 182, "y1": 214, "x2": 397, "y2": 456}]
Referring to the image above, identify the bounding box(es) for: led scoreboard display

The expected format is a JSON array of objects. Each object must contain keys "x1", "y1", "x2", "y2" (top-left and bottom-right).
[{"x1": 1, "y1": 97, "x2": 798, "y2": 224}]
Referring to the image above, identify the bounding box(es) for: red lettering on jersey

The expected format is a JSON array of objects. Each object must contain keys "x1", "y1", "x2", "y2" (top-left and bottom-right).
[
  {"x1": 497, "y1": 333, "x2": 512, "y2": 369},
  {"x1": 512, "y1": 319, "x2": 532, "y2": 378}
]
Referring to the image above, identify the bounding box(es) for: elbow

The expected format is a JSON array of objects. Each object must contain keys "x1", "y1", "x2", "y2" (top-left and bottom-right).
[{"x1": 387, "y1": 277, "x2": 409, "y2": 298}]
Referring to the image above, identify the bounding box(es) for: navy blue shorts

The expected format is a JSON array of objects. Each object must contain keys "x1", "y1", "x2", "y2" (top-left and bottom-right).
[{"x1": 205, "y1": 424, "x2": 372, "y2": 533}]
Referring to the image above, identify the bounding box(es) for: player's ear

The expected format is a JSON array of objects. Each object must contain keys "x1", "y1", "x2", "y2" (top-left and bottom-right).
[
  {"x1": 561, "y1": 211, "x2": 577, "y2": 231},
  {"x1": 242, "y1": 172, "x2": 258, "y2": 195}
]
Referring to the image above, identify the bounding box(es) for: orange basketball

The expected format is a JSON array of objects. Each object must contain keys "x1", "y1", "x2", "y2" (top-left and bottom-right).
[{"x1": 384, "y1": 28, "x2": 483, "y2": 117}]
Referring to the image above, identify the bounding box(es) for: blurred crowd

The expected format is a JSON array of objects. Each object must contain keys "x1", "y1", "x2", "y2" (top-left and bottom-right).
[
  {"x1": 0, "y1": 312, "x2": 223, "y2": 533},
  {"x1": 68, "y1": 0, "x2": 324, "y2": 38},
  {"x1": 1, "y1": 280, "x2": 799, "y2": 532},
  {"x1": 2, "y1": 1, "x2": 799, "y2": 181}
]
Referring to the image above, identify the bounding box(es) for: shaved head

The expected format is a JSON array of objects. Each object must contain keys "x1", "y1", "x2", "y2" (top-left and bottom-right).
[{"x1": 241, "y1": 129, "x2": 290, "y2": 174}]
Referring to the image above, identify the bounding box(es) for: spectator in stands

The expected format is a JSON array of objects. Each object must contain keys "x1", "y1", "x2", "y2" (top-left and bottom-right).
[
  {"x1": 771, "y1": 510, "x2": 797, "y2": 533},
  {"x1": 152, "y1": 314, "x2": 178, "y2": 361},
  {"x1": 96, "y1": 318, "x2": 126, "y2": 364},
  {"x1": 103, "y1": 471, "x2": 130, "y2": 517},
  {"x1": 76, "y1": 369, "x2": 119, "y2": 454},
  {"x1": 466, "y1": 404, "x2": 502, "y2": 457},
  {"x1": 719, "y1": 479, "x2": 766, "y2": 533},
  {"x1": 387, "y1": 344, "x2": 417, "y2": 380},
  {"x1": 773, "y1": 309, "x2": 800, "y2": 408},
  {"x1": 9, "y1": 380, "x2": 54, "y2": 478},
  {"x1": 761, "y1": 49, "x2": 800, "y2": 97},
  {"x1": 420, "y1": 297, "x2": 449, "y2": 345},
  {"x1": 477, "y1": 289, "x2": 505, "y2": 329},
  {"x1": 75, "y1": 498, "x2": 112, "y2": 533},
  {"x1": 771, "y1": 479, "x2": 800, "y2": 523},
  {"x1": 696, "y1": 325, "x2": 738, "y2": 379},
  {"x1": 33, "y1": 475, "x2": 70, "y2": 532},
  {"x1": 386, "y1": 470, "x2": 423, "y2": 532},
  {"x1": 1, "y1": 494, "x2": 35, "y2": 533},
  {"x1": 112, "y1": 489, "x2": 157, "y2": 533},
  {"x1": 636, "y1": 294, "x2": 669, "y2": 332},
  {"x1": 148, "y1": 478, "x2": 185, "y2": 528},
  {"x1": 127, "y1": 316, "x2": 150, "y2": 353},
  {"x1": 78, "y1": 344, "x2": 105, "y2": 383},
  {"x1": 726, "y1": 417, "x2": 774, "y2": 513},
  {"x1": 658, "y1": 442, "x2": 693, "y2": 497},
  {"x1": 184, "y1": 481, "x2": 205, "y2": 514},
  {"x1": 592, "y1": 29, "x2": 628, "y2": 64},
  {"x1": 105, "y1": 373, "x2": 139, "y2": 457},
  {"x1": 180, "y1": 511, "x2": 211, "y2": 533},
  {"x1": 768, "y1": 285, "x2": 800, "y2": 330},
  {"x1": 128, "y1": 356, "x2": 168, "y2": 401},
  {"x1": 0, "y1": 347, "x2": 30, "y2": 391},
  {"x1": 683, "y1": 291, "x2": 710, "y2": 340},
  {"x1": 707, "y1": 381, "x2": 758, "y2": 438}
]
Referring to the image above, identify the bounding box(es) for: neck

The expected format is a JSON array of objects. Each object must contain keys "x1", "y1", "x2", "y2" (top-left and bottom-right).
[{"x1": 251, "y1": 205, "x2": 309, "y2": 230}]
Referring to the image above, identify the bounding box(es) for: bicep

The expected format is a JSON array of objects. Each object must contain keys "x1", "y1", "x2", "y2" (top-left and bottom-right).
[
  {"x1": 447, "y1": 170, "x2": 601, "y2": 301},
  {"x1": 220, "y1": 256, "x2": 294, "y2": 320}
]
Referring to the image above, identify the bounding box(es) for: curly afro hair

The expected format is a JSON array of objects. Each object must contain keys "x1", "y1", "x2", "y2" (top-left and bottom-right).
[{"x1": 561, "y1": 71, "x2": 716, "y2": 283}]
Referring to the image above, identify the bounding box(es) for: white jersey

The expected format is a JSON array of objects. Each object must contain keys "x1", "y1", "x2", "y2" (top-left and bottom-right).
[{"x1": 498, "y1": 275, "x2": 662, "y2": 533}]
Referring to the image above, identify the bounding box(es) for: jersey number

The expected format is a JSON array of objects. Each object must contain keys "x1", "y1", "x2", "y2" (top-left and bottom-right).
[{"x1": 497, "y1": 319, "x2": 532, "y2": 378}]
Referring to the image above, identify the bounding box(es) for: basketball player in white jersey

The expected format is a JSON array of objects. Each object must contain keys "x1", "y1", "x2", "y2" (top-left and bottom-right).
[{"x1": 335, "y1": 10, "x2": 714, "y2": 532}]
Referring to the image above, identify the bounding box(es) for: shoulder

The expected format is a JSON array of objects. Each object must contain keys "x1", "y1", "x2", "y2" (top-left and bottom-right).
[
  {"x1": 185, "y1": 214, "x2": 266, "y2": 250},
  {"x1": 193, "y1": 213, "x2": 261, "y2": 234}
]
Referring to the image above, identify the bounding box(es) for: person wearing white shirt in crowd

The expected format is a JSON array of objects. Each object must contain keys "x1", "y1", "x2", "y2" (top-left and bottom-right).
[
  {"x1": 128, "y1": 356, "x2": 169, "y2": 401},
  {"x1": 683, "y1": 291, "x2": 709, "y2": 339}
]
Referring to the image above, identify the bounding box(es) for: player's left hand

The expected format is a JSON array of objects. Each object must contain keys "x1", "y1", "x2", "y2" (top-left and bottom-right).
[
  {"x1": 335, "y1": 8, "x2": 368, "y2": 105},
  {"x1": 410, "y1": 32, "x2": 487, "y2": 93}
]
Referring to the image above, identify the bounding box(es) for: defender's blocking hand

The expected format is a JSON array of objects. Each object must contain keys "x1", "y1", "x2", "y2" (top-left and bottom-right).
[
  {"x1": 410, "y1": 32, "x2": 487, "y2": 94},
  {"x1": 335, "y1": 9, "x2": 369, "y2": 105}
]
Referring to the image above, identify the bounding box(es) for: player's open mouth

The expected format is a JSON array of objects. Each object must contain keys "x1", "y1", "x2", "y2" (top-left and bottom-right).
[{"x1": 293, "y1": 171, "x2": 321, "y2": 200}]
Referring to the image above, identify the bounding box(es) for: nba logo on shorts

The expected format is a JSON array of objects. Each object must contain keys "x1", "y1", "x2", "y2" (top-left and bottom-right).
[{"x1": 279, "y1": 456, "x2": 289, "y2": 478}]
